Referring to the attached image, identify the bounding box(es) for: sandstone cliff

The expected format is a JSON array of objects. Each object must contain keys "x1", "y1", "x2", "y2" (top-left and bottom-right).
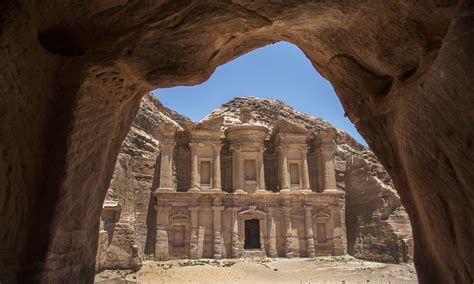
[
  {"x1": 96, "y1": 93, "x2": 191, "y2": 271},
  {"x1": 96, "y1": 94, "x2": 413, "y2": 271}
]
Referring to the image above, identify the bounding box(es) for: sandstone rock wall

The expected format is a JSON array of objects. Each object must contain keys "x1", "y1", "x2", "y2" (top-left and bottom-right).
[
  {"x1": 345, "y1": 155, "x2": 413, "y2": 263},
  {"x1": 96, "y1": 93, "x2": 191, "y2": 271},
  {"x1": 97, "y1": 95, "x2": 412, "y2": 270}
]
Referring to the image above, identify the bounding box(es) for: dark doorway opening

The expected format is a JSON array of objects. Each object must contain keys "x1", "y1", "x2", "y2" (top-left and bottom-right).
[{"x1": 244, "y1": 219, "x2": 261, "y2": 249}]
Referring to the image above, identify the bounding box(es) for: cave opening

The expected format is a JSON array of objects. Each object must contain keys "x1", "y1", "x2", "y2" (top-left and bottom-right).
[
  {"x1": 1, "y1": 2, "x2": 471, "y2": 283},
  {"x1": 96, "y1": 41, "x2": 414, "y2": 281}
]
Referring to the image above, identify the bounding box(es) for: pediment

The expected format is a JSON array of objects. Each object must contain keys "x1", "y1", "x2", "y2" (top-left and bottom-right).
[
  {"x1": 170, "y1": 213, "x2": 189, "y2": 221},
  {"x1": 238, "y1": 205, "x2": 267, "y2": 218},
  {"x1": 271, "y1": 119, "x2": 309, "y2": 142},
  {"x1": 195, "y1": 116, "x2": 224, "y2": 131}
]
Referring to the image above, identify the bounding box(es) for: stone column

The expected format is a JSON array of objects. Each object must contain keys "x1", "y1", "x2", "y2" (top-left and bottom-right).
[
  {"x1": 282, "y1": 205, "x2": 293, "y2": 258},
  {"x1": 330, "y1": 203, "x2": 346, "y2": 255},
  {"x1": 279, "y1": 145, "x2": 290, "y2": 193},
  {"x1": 322, "y1": 145, "x2": 337, "y2": 191},
  {"x1": 158, "y1": 142, "x2": 176, "y2": 192},
  {"x1": 315, "y1": 131, "x2": 338, "y2": 192},
  {"x1": 230, "y1": 207, "x2": 241, "y2": 258},
  {"x1": 188, "y1": 206, "x2": 200, "y2": 259},
  {"x1": 300, "y1": 147, "x2": 311, "y2": 192},
  {"x1": 233, "y1": 145, "x2": 245, "y2": 194},
  {"x1": 304, "y1": 205, "x2": 315, "y2": 257},
  {"x1": 259, "y1": 218, "x2": 267, "y2": 254},
  {"x1": 267, "y1": 207, "x2": 277, "y2": 257},
  {"x1": 257, "y1": 145, "x2": 266, "y2": 193},
  {"x1": 155, "y1": 205, "x2": 170, "y2": 260},
  {"x1": 189, "y1": 143, "x2": 200, "y2": 192},
  {"x1": 212, "y1": 143, "x2": 222, "y2": 192},
  {"x1": 212, "y1": 202, "x2": 225, "y2": 259}
]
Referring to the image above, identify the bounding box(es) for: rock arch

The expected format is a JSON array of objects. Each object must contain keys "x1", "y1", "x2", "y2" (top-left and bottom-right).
[{"x1": 0, "y1": 1, "x2": 472, "y2": 283}]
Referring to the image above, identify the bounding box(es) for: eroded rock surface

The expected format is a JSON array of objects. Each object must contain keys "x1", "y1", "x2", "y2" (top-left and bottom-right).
[
  {"x1": 0, "y1": 1, "x2": 472, "y2": 283},
  {"x1": 96, "y1": 94, "x2": 190, "y2": 271}
]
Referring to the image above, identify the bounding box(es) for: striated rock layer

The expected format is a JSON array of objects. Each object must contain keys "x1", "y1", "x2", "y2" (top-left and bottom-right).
[
  {"x1": 96, "y1": 94, "x2": 191, "y2": 271},
  {"x1": 97, "y1": 94, "x2": 413, "y2": 270},
  {"x1": 0, "y1": 1, "x2": 472, "y2": 283}
]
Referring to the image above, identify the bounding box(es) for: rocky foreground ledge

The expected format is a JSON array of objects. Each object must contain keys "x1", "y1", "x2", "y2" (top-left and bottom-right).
[{"x1": 95, "y1": 256, "x2": 417, "y2": 283}]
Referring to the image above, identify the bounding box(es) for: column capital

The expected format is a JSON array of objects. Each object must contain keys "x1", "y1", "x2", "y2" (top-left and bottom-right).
[
  {"x1": 230, "y1": 144, "x2": 241, "y2": 152},
  {"x1": 160, "y1": 141, "x2": 176, "y2": 148},
  {"x1": 227, "y1": 206, "x2": 241, "y2": 212},
  {"x1": 303, "y1": 204, "x2": 313, "y2": 211},
  {"x1": 212, "y1": 206, "x2": 225, "y2": 212},
  {"x1": 298, "y1": 144, "x2": 309, "y2": 153},
  {"x1": 154, "y1": 205, "x2": 171, "y2": 211},
  {"x1": 316, "y1": 143, "x2": 337, "y2": 154},
  {"x1": 188, "y1": 206, "x2": 200, "y2": 211},
  {"x1": 329, "y1": 202, "x2": 343, "y2": 209},
  {"x1": 189, "y1": 142, "x2": 204, "y2": 149},
  {"x1": 277, "y1": 144, "x2": 289, "y2": 152},
  {"x1": 212, "y1": 142, "x2": 223, "y2": 151},
  {"x1": 266, "y1": 205, "x2": 278, "y2": 213}
]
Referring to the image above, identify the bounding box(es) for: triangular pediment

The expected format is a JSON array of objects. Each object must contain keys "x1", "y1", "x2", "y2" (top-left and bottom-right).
[
  {"x1": 195, "y1": 116, "x2": 224, "y2": 131},
  {"x1": 272, "y1": 119, "x2": 309, "y2": 136}
]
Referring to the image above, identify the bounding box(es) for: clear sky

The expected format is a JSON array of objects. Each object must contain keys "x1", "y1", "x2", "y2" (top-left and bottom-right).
[{"x1": 152, "y1": 41, "x2": 367, "y2": 146}]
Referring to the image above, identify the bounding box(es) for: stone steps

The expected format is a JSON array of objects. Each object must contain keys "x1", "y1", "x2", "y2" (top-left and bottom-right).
[{"x1": 241, "y1": 249, "x2": 267, "y2": 258}]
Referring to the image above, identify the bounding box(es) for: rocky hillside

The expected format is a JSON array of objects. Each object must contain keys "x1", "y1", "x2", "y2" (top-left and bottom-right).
[{"x1": 96, "y1": 94, "x2": 413, "y2": 271}]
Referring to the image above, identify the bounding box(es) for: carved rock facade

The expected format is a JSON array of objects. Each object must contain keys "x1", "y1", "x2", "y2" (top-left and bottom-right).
[
  {"x1": 153, "y1": 108, "x2": 345, "y2": 260},
  {"x1": 97, "y1": 95, "x2": 412, "y2": 268}
]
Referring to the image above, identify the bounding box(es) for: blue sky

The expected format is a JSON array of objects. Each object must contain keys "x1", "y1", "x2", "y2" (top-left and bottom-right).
[{"x1": 152, "y1": 41, "x2": 367, "y2": 146}]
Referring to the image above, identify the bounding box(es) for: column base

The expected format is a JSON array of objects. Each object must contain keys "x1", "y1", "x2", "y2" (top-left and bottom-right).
[
  {"x1": 332, "y1": 238, "x2": 345, "y2": 255},
  {"x1": 233, "y1": 189, "x2": 247, "y2": 194},
  {"x1": 155, "y1": 228, "x2": 169, "y2": 261},
  {"x1": 280, "y1": 188, "x2": 291, "y2": 194},
  {"x1": 307, "y1": 238, "x2": 315, "y2": 257},
  {"x1": 323, "y1": 188, "x2": 344, "y2": 194},
  {"x1": 156, "y1": 187, "x2": 175, "y2": 193},
  {"x1": 231, "y1": 233, "x2": 241, "y2": 258},
  {"x1": 256, "y1": 189, "x2": 269, "y2": 194},
  {"x1": 188, "y1": 187, "x2": 201, "y2": 193},
  {"x1": 189, "y1": 228, "x2": 199, "y2": 259},
  {"x1": 285, "y1": 236, "x2": 293, "y2": 258},
  {"x1": 211, "y1": 188, "x2": 224, "y2": 193},
  {"x1": 300, "y1": 188, "x2": 313, "y2": 194},
  {"x1": 268, "y1": 237, "x2": 277, "y2": 258}
]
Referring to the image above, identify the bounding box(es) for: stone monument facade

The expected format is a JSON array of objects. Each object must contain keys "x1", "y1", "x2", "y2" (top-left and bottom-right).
[{"x1": 153, "y1": 108, "x2": 345, "y2": 260}]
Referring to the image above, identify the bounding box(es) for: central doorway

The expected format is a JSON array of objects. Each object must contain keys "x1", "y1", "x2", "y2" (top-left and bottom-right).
[{"x1": 244, "y1": 219, "x2": 261, "y2": 249}]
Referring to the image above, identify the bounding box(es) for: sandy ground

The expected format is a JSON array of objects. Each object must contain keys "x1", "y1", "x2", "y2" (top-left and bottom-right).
[{"x1": 95, "y1": 256, "x2": 417, "y2": 284}]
